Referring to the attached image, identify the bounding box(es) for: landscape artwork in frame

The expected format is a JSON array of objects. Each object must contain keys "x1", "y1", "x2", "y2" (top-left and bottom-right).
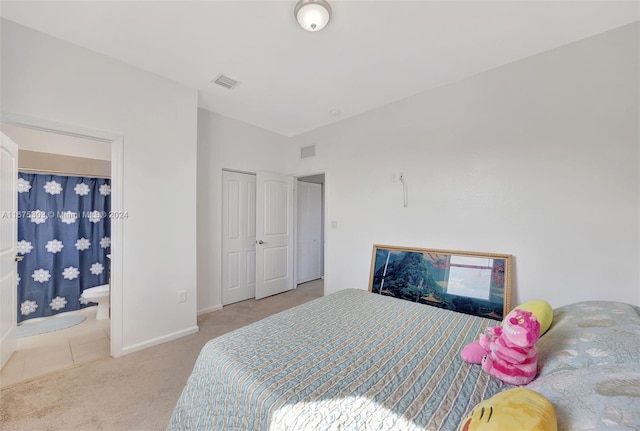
[{"x1": 368, "y1": 245, "x2": 512, "y2": 320}]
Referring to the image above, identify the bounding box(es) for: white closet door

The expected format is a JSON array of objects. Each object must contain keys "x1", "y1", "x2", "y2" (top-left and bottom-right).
[
  {"x1": 255, "y1": 171, "x2": 294, "y2": 299},
  {"x1": 296, "y1": 181, "x2": 322, "y2": 284},
  {"x1": 222, "y1": 171, "x2": 256, "y2": 305}
]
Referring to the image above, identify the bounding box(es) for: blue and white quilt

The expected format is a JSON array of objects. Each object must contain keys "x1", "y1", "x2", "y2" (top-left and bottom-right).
[{"x1": 168, "y1": 289, "x2": 509, "y2": 430}]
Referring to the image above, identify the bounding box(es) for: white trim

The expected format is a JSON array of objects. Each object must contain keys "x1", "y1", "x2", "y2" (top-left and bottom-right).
[
  {"x1": 295, "y1": 171, "x2": 326, "y2": 181},
  {"x1": 16, "y1": 168, "x2": 111, "y2": 179},
  {"x1": 1, "y1": 112, "x2": 120, "y2": 143},
  {"x1": 0, "y1": 132, "x2": 18, "y2": 369},
  {"x1": 222, "y1": 168, "x2": 256, "y2": 176},
  {"x1": 198, "y1": 304, "x2": 223, "y2": 315},
  {"x1": 110, "y1": 136, "x2": 124, "y2": 357},
  {"x1": 322, "y1": 171, "x2": 328, "y2": 297},
  {"x1": 0, "y1": 111, "x2": 125, "y2": 358},
  {"x1": 121, "y1": 325, "x2": 199, "y2": 356},
  {"x1": 0, "y1": 322, "x2": 16, "y2": 370}
]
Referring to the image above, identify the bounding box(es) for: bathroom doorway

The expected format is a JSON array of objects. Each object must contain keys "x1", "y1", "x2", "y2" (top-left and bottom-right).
[{"x1": 0, "y1": 118, "x2": 123, "y2": 385}]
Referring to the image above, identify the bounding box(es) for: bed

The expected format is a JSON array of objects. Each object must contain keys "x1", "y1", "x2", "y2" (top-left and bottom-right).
[
  {"x1": 526, "y1": 300, "x2": 640, "y2": 430},
  {"x1": 168, "y1": 289, "x2": 640, "y2": 430}
]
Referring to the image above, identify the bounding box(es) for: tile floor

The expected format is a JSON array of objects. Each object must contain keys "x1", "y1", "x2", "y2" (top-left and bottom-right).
[{"x1": 0, "y1": 306, "x2": 110, "y2": 388}]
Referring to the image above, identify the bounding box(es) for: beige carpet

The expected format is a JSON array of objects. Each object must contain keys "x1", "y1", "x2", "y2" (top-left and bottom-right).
[{"x1": 0, "y1": 281, "x2": 323, "y2": 431}]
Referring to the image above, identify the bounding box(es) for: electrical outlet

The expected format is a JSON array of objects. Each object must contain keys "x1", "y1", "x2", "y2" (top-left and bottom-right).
[{"x1": 178, "y1": 290, "x2": 187, "y2": 303}]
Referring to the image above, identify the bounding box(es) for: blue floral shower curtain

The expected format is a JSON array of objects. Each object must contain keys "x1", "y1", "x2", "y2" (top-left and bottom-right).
[{"x1": 16, "y1": 173, "x2": 111, "y2": 322}]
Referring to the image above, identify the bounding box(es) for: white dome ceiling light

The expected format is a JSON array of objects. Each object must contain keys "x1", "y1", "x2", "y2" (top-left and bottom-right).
[{"x1": 294, "y1": 0, "x2": 332, "y2": 32}]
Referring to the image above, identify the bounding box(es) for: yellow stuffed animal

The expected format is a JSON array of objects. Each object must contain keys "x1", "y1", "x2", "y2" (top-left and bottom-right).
[{"x1": 459, "y1": 388, "x2": 557, "y2": 431}]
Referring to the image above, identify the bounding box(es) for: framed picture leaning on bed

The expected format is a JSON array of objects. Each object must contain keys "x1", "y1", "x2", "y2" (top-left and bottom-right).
[{"x1": 369, "y1": 244, "x2": 512, "y2": 320}]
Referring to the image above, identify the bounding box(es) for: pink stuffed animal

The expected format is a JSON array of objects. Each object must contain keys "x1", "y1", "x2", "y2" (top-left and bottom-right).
[{"x1": 479, "y1": 308, "x2": 541, "y2": 385}]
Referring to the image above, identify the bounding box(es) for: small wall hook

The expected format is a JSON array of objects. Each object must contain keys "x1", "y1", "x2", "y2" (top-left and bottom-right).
[{"x1": 399, "y1": 173, "x2": 408, "y2": 208}]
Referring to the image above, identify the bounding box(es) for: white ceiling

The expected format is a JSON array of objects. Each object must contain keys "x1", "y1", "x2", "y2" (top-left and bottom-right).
[{"x1": 1, "y1": 1, "x2": 638, "y2": 137}]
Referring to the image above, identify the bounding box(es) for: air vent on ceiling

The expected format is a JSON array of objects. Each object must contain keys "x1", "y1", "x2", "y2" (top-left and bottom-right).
[
  {"x1": 211, "y1": 74, "x2": 239, "y2": 90},
  {"x1": 300, "y1": 145, "x2": 316, "y2": 159}
]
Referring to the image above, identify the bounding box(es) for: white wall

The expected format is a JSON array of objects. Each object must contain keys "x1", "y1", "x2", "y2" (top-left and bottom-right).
[
  {"x1": 291, "y1": 22, "x2": 640, "y2": 308},
  {"x1": 1, "y1": 122, "x2": 111, "y2": 161},
  {"x1": 197, "y1": 109, "x2": 292, "y2": 313},
  {"x1": 5, "y1": 17, "x2": 636, "y2": 350},
  {"x1": 1, "y1": 20, "x2": 199, "y2": 354}
]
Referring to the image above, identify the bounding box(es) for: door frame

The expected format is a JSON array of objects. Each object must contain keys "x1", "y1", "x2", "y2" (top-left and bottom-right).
[
  {"x1": 0, "y1": 111, "x2": 124, "y2": 358},
  {"x1": 0, "y1": 132, "x2": 18, "y2": 368}
]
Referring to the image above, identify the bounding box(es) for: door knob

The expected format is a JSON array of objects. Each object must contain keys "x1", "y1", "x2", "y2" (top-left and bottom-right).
[
  {"x1": 15, "y1": 256, "x2": 24, "y2": 262},
  {"x1": 257, "y1": 240, "x2": 265, "y2": 245}
]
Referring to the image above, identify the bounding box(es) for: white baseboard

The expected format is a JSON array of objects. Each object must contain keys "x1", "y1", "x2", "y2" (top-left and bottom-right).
[
  {"x1": 121, "y1": 325, "x2": 199, "y2": 356},
  {"x1": 0, "y1": 325, "x2": 17, "y2": 370},
  {"x1": 198, "y1": 304, "x2": 223, "y2": 316}
]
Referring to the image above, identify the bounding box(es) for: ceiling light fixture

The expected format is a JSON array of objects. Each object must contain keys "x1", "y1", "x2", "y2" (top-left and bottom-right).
[{"x1": 294, "y1": 0, "x2": 332, "y2": 32}]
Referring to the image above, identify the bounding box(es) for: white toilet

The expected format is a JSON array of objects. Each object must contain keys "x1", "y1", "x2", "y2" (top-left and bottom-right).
[{"x1": 82, "y1": 284, "x2": 110, "y2": 320}]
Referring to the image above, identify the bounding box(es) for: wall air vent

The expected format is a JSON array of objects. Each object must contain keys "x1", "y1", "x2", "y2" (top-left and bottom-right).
[
  {"x1": 300, "y1": 145, "x2": 316, "y2": 159},
  {"x1": 211, "y1": 74, "x2": 239, "y2": 90}
]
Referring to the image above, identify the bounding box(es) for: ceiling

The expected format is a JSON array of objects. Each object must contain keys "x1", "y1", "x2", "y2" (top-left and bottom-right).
[{"x1": 1, "y1": 1, "x2": 638, "y2": 137}]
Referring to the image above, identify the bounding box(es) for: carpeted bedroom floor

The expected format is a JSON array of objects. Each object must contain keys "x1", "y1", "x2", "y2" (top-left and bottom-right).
[{"x1": 0, "y1": 280, "x2": 324, "y2": 431}]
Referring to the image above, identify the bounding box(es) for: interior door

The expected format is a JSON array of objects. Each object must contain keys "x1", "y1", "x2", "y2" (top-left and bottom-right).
[
  {"x1": 296, "y1": 181, "x2": 323, "y2": 284},
  {"x1": 0, "y1": 132, "x2": 18, "y2": 369},
  {"x1": 222, "y1": 171, "x2": 257, "y2": 305},
  {"x1": 255, "y1": 171, "x2": 294, "y2": 299}
]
